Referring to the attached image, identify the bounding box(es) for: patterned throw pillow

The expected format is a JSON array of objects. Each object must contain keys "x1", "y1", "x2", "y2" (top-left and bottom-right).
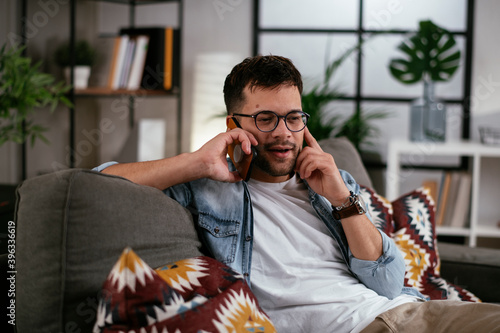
[
  {"x1": 94, "y1": 248, "x2": 276, "y2": 332},
  {"x1": 391, "y1": 187, "x2": 480, "y2": 302},
  {"x1": 359, "y1": 185, "x2": 394, "y2": 235}
]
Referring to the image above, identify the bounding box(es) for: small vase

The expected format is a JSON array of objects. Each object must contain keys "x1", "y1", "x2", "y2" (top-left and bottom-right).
[
  {"x1": 64, "y1": 66, "x2": 91, "y2": 89},
  {"x1": 409, "y1": 80, "x2": 446, "y2": 142}
]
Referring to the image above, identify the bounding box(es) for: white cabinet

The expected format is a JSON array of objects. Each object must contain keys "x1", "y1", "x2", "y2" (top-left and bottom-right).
[{"x1": 386, "y1": 140, "x2": 500, "y2": 247}]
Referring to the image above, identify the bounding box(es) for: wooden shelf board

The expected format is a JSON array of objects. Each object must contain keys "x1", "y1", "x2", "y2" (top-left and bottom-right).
[
  {"x1": 90, "y1": 0, "x2": 179, "y2": 5},
  {"x1": 74, "y1": 87, "x2": 179, "y2": 97}
]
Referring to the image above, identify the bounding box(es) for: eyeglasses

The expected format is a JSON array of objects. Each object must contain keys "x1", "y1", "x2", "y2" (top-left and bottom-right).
[{"x1": 232, "y1": 111, "x2": 310, "y2": 133}]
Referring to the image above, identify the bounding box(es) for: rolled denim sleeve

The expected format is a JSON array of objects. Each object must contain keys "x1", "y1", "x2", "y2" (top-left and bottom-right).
[
  {"x1": 349, "y1": 230, "x2": 406, "y2": 299},
  {"x1": 92, "y1": 161, "x2": 118, "y2": 172}
]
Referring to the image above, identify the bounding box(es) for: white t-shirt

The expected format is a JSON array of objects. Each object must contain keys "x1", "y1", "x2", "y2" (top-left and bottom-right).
[{"x1": 248, "y1": 175, "x2": 417, "y2": 333}]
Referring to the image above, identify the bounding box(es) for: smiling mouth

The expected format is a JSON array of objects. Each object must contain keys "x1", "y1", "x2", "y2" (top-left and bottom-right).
[
  {"x1": 260, "y1": 141, "x2": 297, "y2": 157},
  {"x1": 269, "y1": 148, "x2": 292, "y2": 153},
  {"x1": 266, "y1": 145, "x2": 296, "y2": 158}
]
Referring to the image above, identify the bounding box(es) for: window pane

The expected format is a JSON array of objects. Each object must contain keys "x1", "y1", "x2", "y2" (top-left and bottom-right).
[
  {"x1": 363, "y1": 0, "x2": 467, "y2": 31},
  {"x1": 260, "y1": 0, "x2": 359, "y2": 29},
  {"x1": 259, "y1": 33, "x2": 358, "y2": 95},
  {"x1": 324, "y1": 100, "x2": 356, "y2": 126},
  {"x1": 361, "y1": 35, "x2": 464, "y2": 99}
]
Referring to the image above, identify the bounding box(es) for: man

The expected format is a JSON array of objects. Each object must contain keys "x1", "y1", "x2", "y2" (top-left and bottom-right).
[{"x1": 96, "y1": 55, "x2": 500, "y2": 332}]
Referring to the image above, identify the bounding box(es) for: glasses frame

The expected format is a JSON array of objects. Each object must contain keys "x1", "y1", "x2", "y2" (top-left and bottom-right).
[{"x1": 232, "y1": 110, "x2": 310, "y2": 133}]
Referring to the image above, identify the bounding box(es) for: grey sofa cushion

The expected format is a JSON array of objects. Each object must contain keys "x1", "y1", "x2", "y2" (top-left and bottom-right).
[
  {"x1": 15, "y1": 169, "x2": 202, "y2": 333},
  {"x1": 318, "y1": 136, "x2": 373, "y2": 188},
  {"x1": 438, "y1": 242, "x2": 500, "y2": 303}
]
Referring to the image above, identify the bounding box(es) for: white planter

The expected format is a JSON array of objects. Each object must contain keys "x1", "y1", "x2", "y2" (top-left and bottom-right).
[{"x1": 64, "y1": 66, "x2": 91, "y2": 89}]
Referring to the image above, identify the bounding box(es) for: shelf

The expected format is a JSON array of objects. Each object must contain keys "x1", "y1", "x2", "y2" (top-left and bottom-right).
[
  {"x1": 437, "y1": 225, "x2": 500, "y2": 238},
  {"x1": 436, "y1": 226, "x2": 471, "y2": 237},
  {"x1": 475, "y1": 225, "x2": 500, "y2": 238},
  {"x1": 65, "y1": 0, "x2": 184, "y2": 160},
  {"x1": 388, "y1": 139, "x2": 500, "y2": 158},
  {"x1": 88, "y1": 0, "x2": 179, "y2": 4},
  {"x1": 387, "y1": 139, "x2": 500, "y2": 248},
  {"x1": 75, "y1": 87, "x2": 179, "y2": 97}
]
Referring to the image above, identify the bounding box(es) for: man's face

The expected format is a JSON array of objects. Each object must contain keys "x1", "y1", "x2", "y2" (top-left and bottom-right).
[{"x1": 234, "y1": 84, "x2": 304, "y2": 183}]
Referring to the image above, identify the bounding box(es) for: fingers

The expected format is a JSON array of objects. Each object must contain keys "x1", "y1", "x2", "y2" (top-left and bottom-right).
[
  {"x1": 295, "y1": 147, "x2": 332, "y2": 179},
  {"x1": 296, "y1": 128, "x2": 327, "y2": 178},
  {"x1": 304, "y1": 127, "x2": 323, "y2": 151},
  {"x1": 226, "y1": 170, "x2": 243, "y2": 183},
  {"x1": 226, "y1": 128, "x2": 258, "y2": 155}
]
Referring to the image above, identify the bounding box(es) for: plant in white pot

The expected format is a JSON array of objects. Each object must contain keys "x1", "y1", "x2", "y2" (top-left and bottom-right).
[
  {"x1": 54, "y1": 40, "x2": 97, "y2": 89},
  {"x1": 389, "y1": 20, "x2": 461, "y2": 142}
]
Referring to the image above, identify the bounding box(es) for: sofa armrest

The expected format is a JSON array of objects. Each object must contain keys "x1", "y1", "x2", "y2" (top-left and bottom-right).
[
  {"x1": 15, "y1": 169, "x2": 203, "y2": 333},
  {"x1": 438, "y1": 243, "x2": 500, "y2": 303}
]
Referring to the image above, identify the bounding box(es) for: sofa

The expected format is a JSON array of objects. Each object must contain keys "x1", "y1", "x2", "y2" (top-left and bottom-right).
[{"x1": 4, "y1": 137, "x2": 500, "y2": 332}]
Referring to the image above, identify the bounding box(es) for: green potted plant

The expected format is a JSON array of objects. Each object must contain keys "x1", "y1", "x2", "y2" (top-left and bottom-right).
[
  {"x1": 0, "y1": 44, "x2": 72, "y2": 147},
  {"x1": 388, "y1": 20, "x2": 461, "y2": 142},
  {"x1": 302, "y1": 41, "x2": 389, "y2": 153},
  {"x1": 54, "y1": 40, "x2": 97, "y2": 89}
]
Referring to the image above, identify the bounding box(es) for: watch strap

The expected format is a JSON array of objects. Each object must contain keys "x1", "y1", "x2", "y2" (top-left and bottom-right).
[
  {"x1": 332, "y1": 193, "x2": 365, "y2": 220},
  {"x1": 332, "y1": 202, "x2": 362, "y2": 220}
]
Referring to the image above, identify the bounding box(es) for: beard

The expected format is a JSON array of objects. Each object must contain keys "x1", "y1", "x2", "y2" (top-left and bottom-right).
[{"x1": 253, "y1": 141, "x2": 300, "y2": 177}]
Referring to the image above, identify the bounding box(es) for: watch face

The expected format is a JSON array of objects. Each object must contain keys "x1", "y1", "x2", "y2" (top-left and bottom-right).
[{"x1": 356, "y1": 195, "x2": 367, "y2": 213}]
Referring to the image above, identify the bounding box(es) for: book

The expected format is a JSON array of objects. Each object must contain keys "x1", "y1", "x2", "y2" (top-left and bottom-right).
[
  {"x1": 422, "y1": 179, "x2": 438, "y2": 205},
  {"x1": 449, "y1": 172, "x2": 472, "y2": 228},
  {"x1": 106, "y1": 36, "x2": 121, "y2": 89},
  {"x1": 127, "y1": 35, "x2": 149, "y2": 90},
  {"x1": 441, "y1": 171, "x2": 463, "y2": 227},
  {"x1": 436, "y1": 171, "x2": 452, "y2": 226},
  {"x1": 108, "y1": 35, "x2": 130, "y2": 90},
  {"x1": 120, "y1": 27, "x2": 180, "y2": 91},
  {"x1": 119, "y1": 39, "x2": 136, "y2": 88}
]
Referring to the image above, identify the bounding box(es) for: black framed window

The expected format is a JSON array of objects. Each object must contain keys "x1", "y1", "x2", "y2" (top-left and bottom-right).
[{"x1": 252, "y1": 0, "x2": 474, "y2": 155}]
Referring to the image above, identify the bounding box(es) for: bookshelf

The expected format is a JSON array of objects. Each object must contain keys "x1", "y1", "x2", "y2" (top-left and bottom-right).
[
  {"x1": 386, "y1": 140, "x2": 500, "y2": 247},
  {"x1": 67, "y1": 0, "x2": 183, "y2": 166}
]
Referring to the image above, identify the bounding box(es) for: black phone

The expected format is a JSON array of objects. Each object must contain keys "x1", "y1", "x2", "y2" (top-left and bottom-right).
[{"x1": 227, "y1": 117, "x2": 257, "y2": 181}]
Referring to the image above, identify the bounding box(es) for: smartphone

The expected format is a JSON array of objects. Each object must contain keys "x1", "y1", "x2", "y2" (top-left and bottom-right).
[{"x1": 227, "y1": 117, "x2": 257, "y2": 181}]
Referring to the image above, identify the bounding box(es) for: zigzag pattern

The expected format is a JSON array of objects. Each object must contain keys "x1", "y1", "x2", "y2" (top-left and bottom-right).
[
  {"x1": 392, "y1": 229, "x2": 432, "y2": 289},
  {"x1": 94, "y1": 249, "x2": 277, "y2": 332},
  {"x1": 212, "y1": 289, "x2": 275, "y2": 333}
]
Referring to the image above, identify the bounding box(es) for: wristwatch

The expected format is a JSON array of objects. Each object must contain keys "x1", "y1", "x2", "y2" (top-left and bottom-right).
[{"x1": 332, "y1": 191, "x2": 367, "y2": 220}]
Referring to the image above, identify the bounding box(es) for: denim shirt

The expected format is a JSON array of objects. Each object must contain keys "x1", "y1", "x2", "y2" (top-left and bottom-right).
[
  {"x1": 94, "y1": 161, "x2": 422, "y2": 300},
  {"x1": 163, "y1": 163, "x2": 421, "y2": 300}
]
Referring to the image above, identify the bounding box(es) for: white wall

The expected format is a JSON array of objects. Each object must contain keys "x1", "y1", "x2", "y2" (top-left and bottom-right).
[{"x1": 470, "y1": 0, "x2": 500, "y2": 141}]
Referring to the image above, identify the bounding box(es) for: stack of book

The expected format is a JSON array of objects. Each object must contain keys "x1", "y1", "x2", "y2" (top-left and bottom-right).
[
  {"x1": 434, "y1": 171, "x2": 473, "y2": 228},
  {"x1": 107, "y1": 27, "x2": 179, "y2": 91}
]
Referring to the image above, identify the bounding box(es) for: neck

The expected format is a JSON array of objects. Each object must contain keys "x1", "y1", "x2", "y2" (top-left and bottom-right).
[{"x1": 250, "y1": 167, "x2": 294, "y2": 183}]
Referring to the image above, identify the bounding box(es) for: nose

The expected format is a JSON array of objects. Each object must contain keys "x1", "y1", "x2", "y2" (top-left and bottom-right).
[{"x1": 272, "y1": 116, "x2": 292, "y2": 137}]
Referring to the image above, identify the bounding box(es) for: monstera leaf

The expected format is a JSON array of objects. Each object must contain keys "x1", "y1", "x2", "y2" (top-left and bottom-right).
[{"x1": 389, "y1": 20, "x2": 461, "y2": 84}]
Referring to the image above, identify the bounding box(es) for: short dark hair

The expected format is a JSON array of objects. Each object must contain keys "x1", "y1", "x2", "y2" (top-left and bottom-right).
[{"x1": 223, "y1": 55, "x2": 303, "y2": 114}]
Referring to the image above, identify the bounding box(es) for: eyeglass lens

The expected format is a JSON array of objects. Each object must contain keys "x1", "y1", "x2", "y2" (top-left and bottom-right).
[{"x1": 255, "y1": 111, "x2": 307, "y2": 132}]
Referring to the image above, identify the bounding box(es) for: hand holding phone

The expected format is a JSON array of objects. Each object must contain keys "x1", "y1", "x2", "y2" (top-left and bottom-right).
[{"x1": 227, "y1": 117, "x2": 257, "y2": 181}]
